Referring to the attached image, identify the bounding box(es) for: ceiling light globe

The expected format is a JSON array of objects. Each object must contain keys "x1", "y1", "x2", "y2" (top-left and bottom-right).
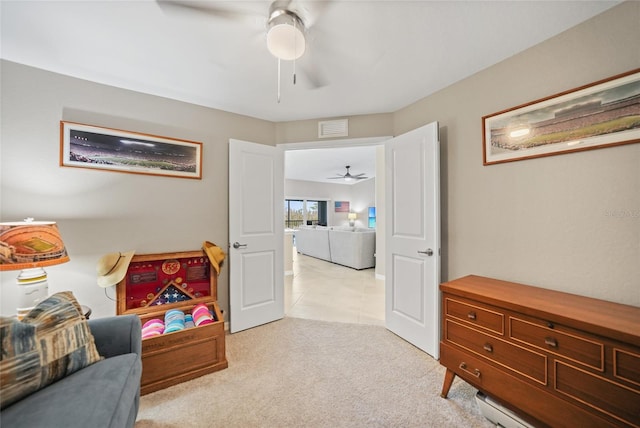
[{"x1": 267, "y1": 12, "x2": 306, "y2": 60}]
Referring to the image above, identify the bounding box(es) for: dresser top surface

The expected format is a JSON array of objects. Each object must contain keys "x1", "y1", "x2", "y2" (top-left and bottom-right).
[{"x1": 441, "y1": 275, "x2": 640, "y2": 346}]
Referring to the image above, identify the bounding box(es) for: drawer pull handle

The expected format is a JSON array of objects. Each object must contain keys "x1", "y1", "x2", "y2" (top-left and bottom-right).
[
  {"x1": 459, "y1": 362, "x2": 481, "y2": 378},
  {"x1": 483, "y1": 343, "x2": 493, "y2": 353},
  {"x1": 467, "y1": 312, "x2": 477, "y2": 320},
  {"x1": 544, "y1": 337, "x2": 558, "y2": 348}
]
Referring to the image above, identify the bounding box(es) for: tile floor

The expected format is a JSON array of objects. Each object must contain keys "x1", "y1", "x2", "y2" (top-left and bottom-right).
[{"x1": 284, "y1": 248, "x2": 385, "y2": 326}]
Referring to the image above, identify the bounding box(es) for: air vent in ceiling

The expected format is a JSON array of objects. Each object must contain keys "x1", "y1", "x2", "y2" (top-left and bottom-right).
[{"x1": 318, "y1": 119, "x2": 348, "y2": 138}]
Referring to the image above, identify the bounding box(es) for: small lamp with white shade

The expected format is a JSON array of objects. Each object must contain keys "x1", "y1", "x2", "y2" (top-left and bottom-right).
[{"x1": 348, "y1": 212, "x2": 357, "y2": 227}]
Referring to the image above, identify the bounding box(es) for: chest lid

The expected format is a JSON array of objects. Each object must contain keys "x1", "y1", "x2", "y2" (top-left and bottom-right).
[{"x1": 116, "y1": 250, "x2": 219, "y2": 317}]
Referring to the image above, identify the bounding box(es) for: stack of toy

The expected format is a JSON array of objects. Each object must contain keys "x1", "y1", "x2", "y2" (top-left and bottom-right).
[
  {"x1": 140, "y1": 304, "x2": 216, "y2": 339},
  {"x1": 141, "y1": 318, "x2": 165, "y2": 339},
  {"x1": 164, "y1": 309, "x2": 186, "y2": 333},
  {"x1": 192, "y1": 303, "x2": 214, "y2": 326},
  {"x1": 185, "y1": 313, "x2": 195, "y2": 328}
]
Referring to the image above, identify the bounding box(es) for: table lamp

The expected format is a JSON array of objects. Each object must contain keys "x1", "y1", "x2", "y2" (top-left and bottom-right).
[
  {"x1": 348, "y1": 212, "x2": 357, "y2": 227},
  {"x1": 0, "y1": 218, "x2": 70, "y2": 317}
]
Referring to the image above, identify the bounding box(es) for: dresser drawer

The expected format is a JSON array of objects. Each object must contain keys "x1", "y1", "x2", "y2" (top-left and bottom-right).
[
  {"x1": 445, "y1": 319, "x2": 547, "y2": 385},
  {"x1": 510, "y1": 317, "x2": 604, "y2": 371},
  {"x1": 614, "y1": 348, "x2": 640, "y2": 387},
  {"x1": 555, "y1": 361, "x2": 640, "y2": 427},
  {"x1": 445, "y1": 296, "x2": 504, "y2": 335},
  {"x1": 440, "y1": 342, "x2": 619, "y2": 428}
]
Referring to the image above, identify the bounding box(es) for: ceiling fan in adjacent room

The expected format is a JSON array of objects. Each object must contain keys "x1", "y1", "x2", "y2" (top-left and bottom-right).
[
  {"x1": 328, "y1": 166, "x2": 368, "y2": 182},
  {"x1": 157, "y1": 0, "x2": 331, "y2": 101}
]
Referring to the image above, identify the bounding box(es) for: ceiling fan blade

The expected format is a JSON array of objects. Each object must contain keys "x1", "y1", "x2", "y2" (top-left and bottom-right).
[
  {"x1": 290, "y1": 0, "x2": 334, "y2": 29},
  {"x1": 294, "y1": 24, "x2": 334, "y2": 89},
  {"x1": 298, "y1": 61, "x2": 329, "y2": 89},
  {"x1": 326, "y1": 165, "x2": 370, "y2": 180},
  {"x1": 157, "y1": 0, "x2": 262, "y2": 22}
]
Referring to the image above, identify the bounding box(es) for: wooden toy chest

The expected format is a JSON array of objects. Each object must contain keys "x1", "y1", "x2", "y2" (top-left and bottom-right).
[{"x1": 116, "y1": 250, "x2": 227, "y2": 395}]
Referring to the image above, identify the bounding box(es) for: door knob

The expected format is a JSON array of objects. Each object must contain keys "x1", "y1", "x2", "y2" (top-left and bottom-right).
[
  {"x1": 418, "y1": 248, "x2": 434, "y2": 256},
  {"x1": 233, "y1": 242, "x2": 247, "y2": 249}
]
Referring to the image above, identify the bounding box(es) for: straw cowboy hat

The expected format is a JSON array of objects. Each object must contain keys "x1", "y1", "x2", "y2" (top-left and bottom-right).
[
  {"x1": 202, "y1": 241, "x2": 225, "y2": 274},
  {"x1": 96, "y1": 250, "x2": 135, "y2": 288}
]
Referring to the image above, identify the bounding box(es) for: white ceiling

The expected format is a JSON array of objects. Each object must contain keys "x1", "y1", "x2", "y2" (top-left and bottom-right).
[
  {"x1": 285, "y1": 143, "x2": 379, "y2": 184},
  {"x1": 0, "y1": 1, "x2": 620, "y2": 184},
  {"x1": 0, "y1": 0, "x2": 619, "y2": 124}
]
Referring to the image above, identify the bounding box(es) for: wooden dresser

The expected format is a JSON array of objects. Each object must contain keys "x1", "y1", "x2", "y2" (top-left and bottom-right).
[{"x1": 439, "y1": 275, "x2": 640, "y2": 428}]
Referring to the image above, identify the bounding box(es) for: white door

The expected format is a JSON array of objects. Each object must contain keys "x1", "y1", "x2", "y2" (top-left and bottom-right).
[
  {"x1": 385, "y1": 122, "x2": 440, "y2": 358},
  {"x1": 229, "y1": 139, "x2": 284, "y2": 333}
]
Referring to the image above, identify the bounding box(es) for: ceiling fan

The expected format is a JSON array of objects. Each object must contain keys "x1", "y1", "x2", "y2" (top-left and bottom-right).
[
  {"x1": 157, "y1": 0, "x2": 330, "y2": 101},
  {"x1": 328, "y1": 166, "x2": 368, "y2": 182}
]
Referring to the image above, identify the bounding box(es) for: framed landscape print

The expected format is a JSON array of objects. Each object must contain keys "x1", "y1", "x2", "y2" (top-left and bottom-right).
[
  {"x1": 60, "y1": 121, "x2": 203, "y2": 179},
  {"x1": 482, "y1": 68, "x2": 640, "y2": 165}
]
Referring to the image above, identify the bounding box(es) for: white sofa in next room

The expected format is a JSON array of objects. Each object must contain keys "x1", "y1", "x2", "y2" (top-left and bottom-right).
[
  {"x1": 294, "y1": 226, "x2": 332, "y2": 261},
  {"x1": 295, "y1": 226, "x2": 375, "y2": 270}
]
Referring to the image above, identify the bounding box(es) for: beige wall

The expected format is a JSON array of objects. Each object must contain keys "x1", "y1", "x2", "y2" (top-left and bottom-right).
[
  {"x1": 278, "y1": 2, "x2": 640, "y2": 305},
  {"x1": 393, "y1": 1, "x2": 639, "y2": 304},
  {"x1": 1, "y1": 2, "x2": 638, "y2": 318},
  {"x1": 0, "y1": 61, "x2": 274, "y2": 317},
  {"x1": 275, "y1": 113, "x2": 394, "y2": 143}
]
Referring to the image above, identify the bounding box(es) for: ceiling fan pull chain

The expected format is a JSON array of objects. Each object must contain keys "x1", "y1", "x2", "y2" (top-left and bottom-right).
[
  {"x1": 277, "y1": 58, "x2": 281, "y2": 103},
  {"x1": 293, "y1": 18, "x2": 297, "y2": 85}
]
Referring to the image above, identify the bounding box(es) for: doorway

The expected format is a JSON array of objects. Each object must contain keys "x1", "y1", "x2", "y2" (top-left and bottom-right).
[{"x1": 280, "y1": 136, "x2": 389, "y2": 325}]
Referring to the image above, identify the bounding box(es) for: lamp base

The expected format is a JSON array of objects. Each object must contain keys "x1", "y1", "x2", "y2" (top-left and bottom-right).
[{"x1": 16, "y1": 268, "x2": 49, "y2": 318}]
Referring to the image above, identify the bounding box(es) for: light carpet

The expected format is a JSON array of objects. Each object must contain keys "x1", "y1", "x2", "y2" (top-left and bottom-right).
[{"x1": 136, "y1": 317, "x2": 494, "y2": 428}]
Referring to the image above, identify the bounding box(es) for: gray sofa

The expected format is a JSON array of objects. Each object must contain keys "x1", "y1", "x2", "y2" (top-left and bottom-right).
[
  {"x1": 1, "y1": 314, "x2": 142, "y2": 428},
  {"x1": 295, "y1": 226, "x2": 332, "y2": 261},
  {"x1": 328, "y1": 228, "x2": 376, "y2": 270},
  {"x1": 296, "y1": 226, "x2": 376, "y2": 269}
]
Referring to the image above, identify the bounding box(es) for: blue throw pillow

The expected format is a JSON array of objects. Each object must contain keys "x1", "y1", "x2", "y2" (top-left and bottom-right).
[{"x1": 0, "y1": 291, "x2": 102, "y2": 409}]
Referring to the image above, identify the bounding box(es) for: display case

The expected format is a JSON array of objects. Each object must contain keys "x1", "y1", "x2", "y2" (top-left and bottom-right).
[{"x1": 116, "y1": 250, "x2": 227, "y2": 395}]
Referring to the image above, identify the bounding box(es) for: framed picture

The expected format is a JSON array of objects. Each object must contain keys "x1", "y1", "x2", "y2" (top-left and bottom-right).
[
  {"x1": 482, "y1": 68, "x2": 640, "y2": 165},
  {"x1": 335, "y1": 201, "x2": 350, "y2": 212},
  {"x1": 60, "y1": 121, "x2": 203, "y2": 179}
]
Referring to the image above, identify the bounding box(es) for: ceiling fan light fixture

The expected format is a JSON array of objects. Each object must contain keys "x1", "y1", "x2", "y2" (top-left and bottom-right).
[{"x1": 266, "y1": 10, "x2": 306, "y2": 60}]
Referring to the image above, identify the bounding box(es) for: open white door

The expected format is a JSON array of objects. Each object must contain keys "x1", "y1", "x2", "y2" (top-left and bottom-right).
[
  {"x1": 229, "y1": 139, "x2": 284, "y2": 333},
  {"x1": 385, "y1": 122, "x2": 440, "y2": 358}
]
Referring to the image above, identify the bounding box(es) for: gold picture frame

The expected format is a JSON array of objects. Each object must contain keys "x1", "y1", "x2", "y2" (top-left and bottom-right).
[
  {"x1": 482, "y1": 68, "x2": 640, "y2": 165},
  {"x1": 60, "y1": 121, "x2": 203, "y2": 179}
]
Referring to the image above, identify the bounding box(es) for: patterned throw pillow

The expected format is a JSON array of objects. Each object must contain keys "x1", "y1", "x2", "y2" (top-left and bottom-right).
[{"x1": 0, "y1": 291, "x2": 103, "y2": 409}]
